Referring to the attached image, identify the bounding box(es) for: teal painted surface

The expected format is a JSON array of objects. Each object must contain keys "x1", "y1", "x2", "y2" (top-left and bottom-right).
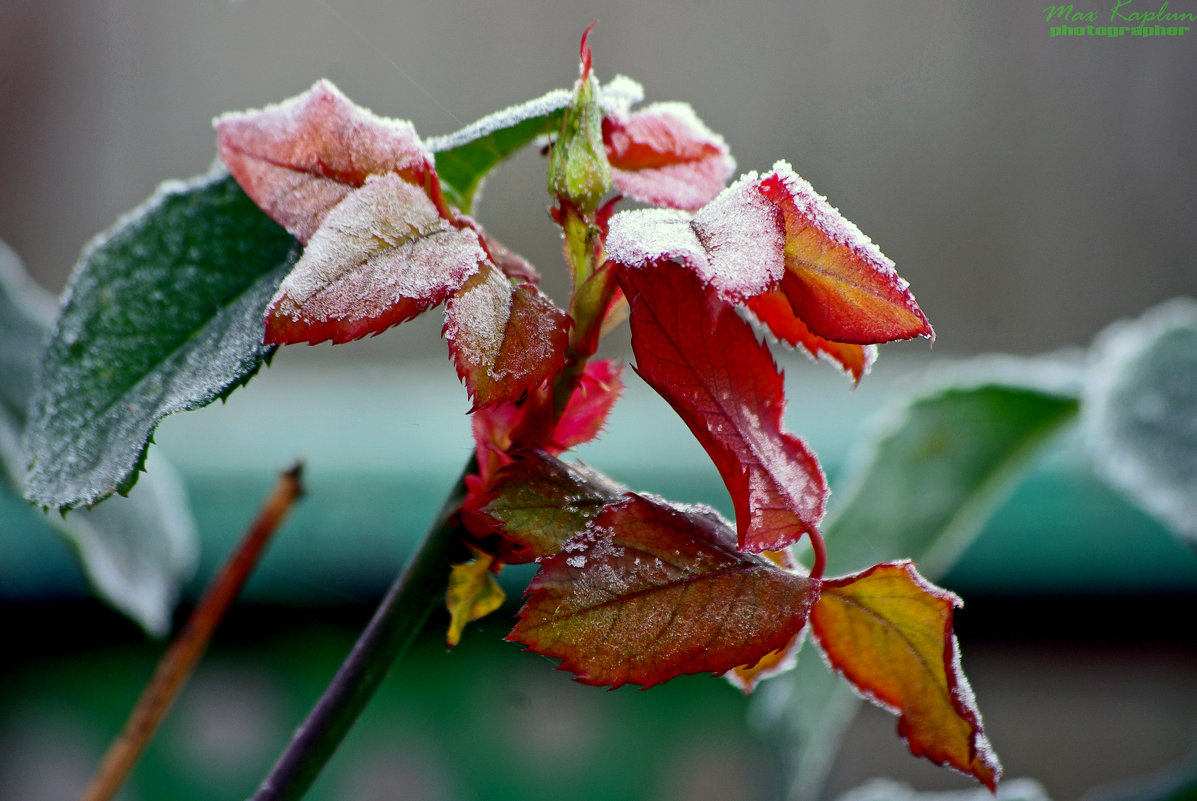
[{"x1": 4, "y1": 356, "x2": 1196, "y2": 603}]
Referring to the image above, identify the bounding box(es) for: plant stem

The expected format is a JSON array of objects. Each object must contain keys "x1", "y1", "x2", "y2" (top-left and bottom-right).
[
  {"x1": 249, "y1": 462, "x2": 472, "y2": 801},
  {"x1": 79, "y1": 464, "x2": 305, "y2": 801}
]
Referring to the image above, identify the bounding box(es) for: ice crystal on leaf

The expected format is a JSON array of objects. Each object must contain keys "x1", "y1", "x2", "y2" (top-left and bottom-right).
[{"x1": 216, "y1": 80, "x2": 434, "y2": 244}]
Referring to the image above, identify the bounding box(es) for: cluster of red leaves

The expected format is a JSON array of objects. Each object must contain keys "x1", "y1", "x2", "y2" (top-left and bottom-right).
[{"x1": 215, "y1": 63, "x2": 997, "y2": 790}]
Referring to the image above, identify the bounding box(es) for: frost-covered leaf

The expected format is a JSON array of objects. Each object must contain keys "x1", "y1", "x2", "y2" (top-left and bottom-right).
[
  {"x1": 824, "y1": 380, "x2": 1080, "y2": 578},
  {"x1": 0, "y1": 240, "x2": 55, "y2": 484},
  {"x1": 508, "y1": 492, "x2": 819, "y2": 688},
  {"x1": 606, "y1": 162, "x2": 932, "y2": 350},
  {"x1": 757, "y1": 369, "x2": 1076, "y2": 799},
  {"x1": 429, "y1": 89, "x2": 571, "y2": 213},
  {"x1": 758, "y1": 162, "x2": 932, "y2": 344},
  {"x1": 747, "y1": 284, "x2": 876, "y2": 384},
  {"x1": 607, "y1": 173, "x2": 785, "y2": 303},
  {"x1": 1, "y1": 240, "x2": 196, "y2": 635},
  {"x1": 49, "y1": 453, "x2": 197, "y2": 636},
  {"x1": 216, "y1": 80, "x2": 435, "y2": 243},
  {"x1": 551, "y1": 358, "x2": 623, "y2": 451},
  {"x1": 25, "y1": 170, "x2": 297, "y2": 510},
  {"x1": 480, "y1": 449, "x2": 624, "y2": 560},
  {"x1": 263, "y1": 174, "x2": 488, "y2": 345},
  {"x1": 617, "y1": 260, "x2": 827, "y2": 553},
  {"x1": 604, "y1": 102, "x2": 735, "y2": 212},
  {"x1": 810, "y1": 561, "x2": 1000, "y2": 790},
  {"x1": 443, "y1": 265, "x2": 569, "y2": 409},
  {"x1": 446, "y1": 545, "x2": 506, "y2": 646},
  {"x1": 1084, "y1": 298, "x2": 1197, "y2": 547},
  {"x1": 725, "y1": 548, "x2": 805, "y2": 693}
]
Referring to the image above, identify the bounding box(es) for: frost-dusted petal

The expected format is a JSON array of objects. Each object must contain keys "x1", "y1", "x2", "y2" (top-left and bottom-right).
[
  {"x1": 508, "y1": 493, "x2": 818, "y2": 689},
  {"x1": 605, "y1": 101, "x2": 735, "y2": 212},
  {"x1": 443, "y1": 264, "x2": 569, "y2": 409},
  {"x1": 747, "y1": 282, "x2": 877, "y2": 384},
  {"x1": 264, "y1": 174, "x2": 486, "y2": 345},
  {"x1": 758, "y1": 162, "x2": 932, "y2": 344},
  {"x1": 216, "y1": 80, "x2": 434, "y2": 242},
  {"x1": 605, "y1": 173, "x2": 785, "y2": 303},
  {"x1": 810, "y1": 561, "x2": 1000, "y2": 791},
  {"x1": 617, "y1": 260, "x2": 828, "y2": 553}
]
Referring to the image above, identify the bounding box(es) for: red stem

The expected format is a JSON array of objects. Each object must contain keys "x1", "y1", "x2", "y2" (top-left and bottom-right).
[{"x1": 808, "y1": 526, "x2": 827, "y2": 581}]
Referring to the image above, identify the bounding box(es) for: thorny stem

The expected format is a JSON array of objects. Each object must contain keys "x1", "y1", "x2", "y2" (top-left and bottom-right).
[
  {"x1": 249, "y1": 460, "x2": 473, "y2": 801},
  {"x1": 79, "y1": 464, "x2": 305, "y2": 801}
]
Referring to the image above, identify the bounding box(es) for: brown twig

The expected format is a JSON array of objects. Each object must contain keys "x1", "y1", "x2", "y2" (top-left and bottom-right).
[{"x1": 78, "y1": 463, "x2": 306, "y2": 801}]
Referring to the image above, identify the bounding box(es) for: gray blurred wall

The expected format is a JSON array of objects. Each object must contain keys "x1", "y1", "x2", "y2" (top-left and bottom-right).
[{"x1": 1, "y1": 0, "x2": 1194, "y2": 355}]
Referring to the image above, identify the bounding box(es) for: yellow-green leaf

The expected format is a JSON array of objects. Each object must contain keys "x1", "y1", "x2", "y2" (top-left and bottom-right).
[
  {"x1": 445, "y1": 546, "x2": 506, "y2": 647},
  {"x1": 809, "y1": 561, "x2": 1000, "y2": 790}
]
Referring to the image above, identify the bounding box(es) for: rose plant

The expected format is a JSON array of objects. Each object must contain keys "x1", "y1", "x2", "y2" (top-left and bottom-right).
[{"x1": 14, "y1": 26, "x2": 1020, "y2": 801}]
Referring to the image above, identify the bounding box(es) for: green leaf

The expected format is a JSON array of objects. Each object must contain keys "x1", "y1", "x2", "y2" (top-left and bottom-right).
[
  {"x1": 0, "y1": 240, "x2": 56, "y2": 483},
  {"x1": 24, "y1": 169, "x2": 297, "y2": 510},
  {"x1": 1084, "y1": 298, "x2": 1197, "y2": 548},
  {"x1": 428, "y1": 89, "x2": 570, "y2": 214},
  {"x1": 756, "y1": 370, "x2": 1079, "y2": 800},
  {"x1": 1, "y1": 239, "x2": 197, "y2": 634},
  {"x1": 824, "y1": 379, "x2": 1080, "y2": 578},
  {"x1": 833, "y1": 778, "x2": 1052, "y2": 801}
]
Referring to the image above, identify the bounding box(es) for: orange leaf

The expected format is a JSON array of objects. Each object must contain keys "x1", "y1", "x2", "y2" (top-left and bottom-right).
[
  {"x1": 810, "y1": 561, "x2": 1000, "y2": 790},
  {"x1": 747, "y1": 282, "x2": 876, "y2": 384},
  {"x1": 758, "y1": 163, "x2": 933, "y2": 344}
]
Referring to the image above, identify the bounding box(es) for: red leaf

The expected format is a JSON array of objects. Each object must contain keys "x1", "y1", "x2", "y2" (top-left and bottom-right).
[
  {"x1": 604, "y1": 103, "x2": 735, "y2": 212},
  {"x1": 552, "y1": 359, "x2": 623, "y2": 451},
  {"x1": 617, "y1": 261, "x2": 827, "y2": 553},
  {"x1": 508, "y1": 492, "x2": 818, "y2": 688},
  {"x1": 747, "y1": 280, "x2": 877, "y2": 384},
  {"x1": 758, "y1": 163, "x2": 933, "y2": 344},
  {"x1": 810, "y1": 562, "x2": 1001, "y2": 790},
  {"x1": 216, "y1": 80, "x2": 435, "y2": 243},
  {"x1": 264, "y1": 174, "x2": 488, "y2": 345},
  {"x1": 443, "y1": 265, "x2": 569, "y2": 410}
]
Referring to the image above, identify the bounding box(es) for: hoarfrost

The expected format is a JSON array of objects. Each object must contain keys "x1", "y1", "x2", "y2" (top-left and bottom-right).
[
  {"x1": 764, "y1": 161, "x2": 901, "y2": 284},
  {"x1": 1083, "y1": 297, "x2": 1197, "y2": 546},
  {"x1": 598, "y1": 75, "x2": 645, "y2": 115},
  {"x1": 606, "y1": 101, "x2": 735, "y2": 212},
  {"x1": 215, "y1": 80, "x2": 431, "y2": 243},
  {"x1": 442, "y1": 264, "x2": 511, "y2": 379},
  {"x1": 268, "y1": 174, "x2": 484, "y2": 324},
  {"x1": 425, "y1": 75, "x2": 641, "y2": 155},
  {"x1": 606, "y1": 173, "x2": 784, "y2": 301},
  {"x1": 1, "y1": 239, "x2": 197, "y2": 634},
  {"x1": 427, "y1": 88, "x2": 572, "y2": 153}
]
